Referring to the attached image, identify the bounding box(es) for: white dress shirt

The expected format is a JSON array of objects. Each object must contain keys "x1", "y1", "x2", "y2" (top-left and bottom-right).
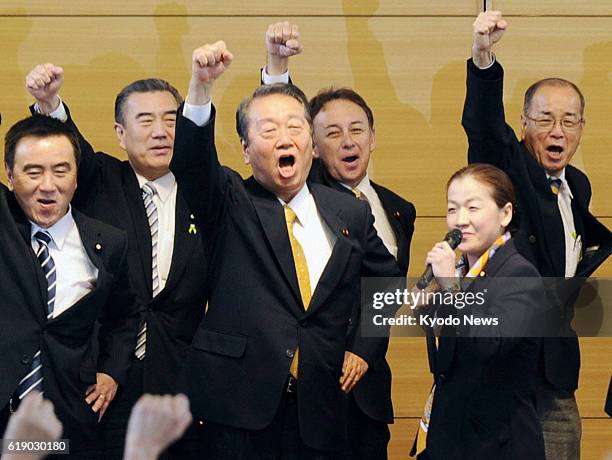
[
  {"x1": 341, "y1": 175, "x2": 398, "y2": 259},
  {"x1": 30, "y1": 208, "x2": 98, "y2": 318},
  {"x1": 547, "y1": 169, "x2": 581, "y2": 277},
  {"x1": 135, "y1": 172, "x2": 178, "y2": 292}
]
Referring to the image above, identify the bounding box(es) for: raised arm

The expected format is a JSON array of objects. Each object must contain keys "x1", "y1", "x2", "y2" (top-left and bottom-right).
[
  {"x1": 461, "y1": 11, "x2": 517, "y2": 169},
  {"x1": 25, "y1": 64, "x2": 104, "y2": 208},
  {"x1": 264, "y1": 21, "x2": 302, "y2": 78},
  {"x1": 171, "y1": 42, "x2": 234, "y2": 230}
]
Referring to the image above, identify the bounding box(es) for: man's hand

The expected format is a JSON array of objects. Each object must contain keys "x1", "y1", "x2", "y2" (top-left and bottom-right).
[
  {"x1": 123, "y1": 394, "x2": 192, "y2": 460},
  {"x1": 25, "y1": 63, "x2": 64, "y2": 114},
  {"x1": 265, "y1": 22, "x2": 302, "y2": 76},
  {"x1": 1, "y1": 392, "x2": 62, "y2": 460},
  {"x1": 187, "y1": 41, "x2": 233, "y2": 105},
  {"x1": 339, "y1": 351, "x2": 369, "y2": 393},
  {"x1": 85, "y1": 372, "x2": 118, "y2": 421},
  {"x1": 472, "y1": 11, "x2": 507, "y2": 69}
]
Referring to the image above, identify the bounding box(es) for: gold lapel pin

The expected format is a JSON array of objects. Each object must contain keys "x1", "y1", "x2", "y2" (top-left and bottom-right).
[
  {"x1": 394, "y1": 211, "x2": 401, "y2": 218},
  {"x1": 341, "y1": 228, "x2": 349, "y2": 237},
  {"x1": 188, "y1": 223, "x2": 197, "y2": 235},
  {"x1": 95, "y1": 243, "x2": 102, "y2": 252}
]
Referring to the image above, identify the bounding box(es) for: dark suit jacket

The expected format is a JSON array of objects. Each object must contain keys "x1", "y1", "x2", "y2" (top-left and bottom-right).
[
  {"x1": 170, "y1": 107, "x2": 401, "y2": 451},
  {"x1": 35, "y1": 103, "x2": 209, "y2": 394},
  {"x1": 0, "y1": 184, "x2": 139, "y2": 443},
  {"x1": 308, "y1": 159, "x2": 415, "y2": 424},
  {"x1": 605, "y1": 376, "x2": 612, "y2": 417},
  {"x1": 420, "y1": 241, "x2": 545, "y2": 460},
  {"x1": 461, "y1": 59, "x2": 612, "y2": 391}
]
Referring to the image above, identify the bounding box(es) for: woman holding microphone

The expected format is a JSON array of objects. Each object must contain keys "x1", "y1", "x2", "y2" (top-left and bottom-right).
[{"x1": 413, "y1": 163, "x2": 546, "y2": 460}]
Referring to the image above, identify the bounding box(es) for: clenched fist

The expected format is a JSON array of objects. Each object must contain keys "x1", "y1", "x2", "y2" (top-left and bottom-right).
[
  {"x1": 25, "y1": 63, "x2": 64, "y2": 113},
  {"x1": 265, "y1": 22, "x2": 302, "y2": 76},
  {"x1": 187, "y1": 41, "x2": 233, "y2": 105},
  {"x1": 472, "y1": 11, "x2": 507, "y2": 69}
]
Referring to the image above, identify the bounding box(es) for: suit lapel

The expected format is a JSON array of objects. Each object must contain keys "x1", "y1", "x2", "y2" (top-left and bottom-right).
[
  {"x1": 247, "y1": 178, "x2": 303, "y2": 311},
  {"x1": 72, "y1": 211, "x2": 108, "y2": 282},
  {"x1": 162, "y1": 192, "x2": 199, "y2": 294},
  {"x1": 6, "y1": 192, "x2": 47, "y2": 323},
  {"x1": 306, "y1": 185, "x2": 353, "y2": 316},
  {"x1": 122, "y1": 164, "x2": 153, "y2": 294}
]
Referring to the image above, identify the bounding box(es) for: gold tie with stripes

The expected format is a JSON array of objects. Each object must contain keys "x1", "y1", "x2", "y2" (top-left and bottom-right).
[{"x1": 284, "y1": 206, "x2": 311, "y2": 378}]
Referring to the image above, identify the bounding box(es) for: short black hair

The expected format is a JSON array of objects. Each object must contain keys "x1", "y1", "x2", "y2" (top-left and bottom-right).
[
  {"x1": 523, "y1": 78, "x2": 585, "y2": 117},
  {"x1": 114, "y1": 78, "x2": 183, "y2": 125},
  {"x1": 235, "y1": 83, "x2": 312, "y2": 145},
  {"x1": 309, "y1": 87, "x2": 374, "y2": 129},
  {"x1": 4, "y1": 115, "x2": 81, "y2": 170}
]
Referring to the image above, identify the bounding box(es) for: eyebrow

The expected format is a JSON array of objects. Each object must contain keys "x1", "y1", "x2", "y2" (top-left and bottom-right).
[
  {"x1": 135, "y1": 110, "x2": 177, "y2": 119},
  {"x1": 535, "y1": 110, "x2": 579, "y2": 117},
  {"x1": 324, "y1": 120, "x2": 365, "y2": 129}
]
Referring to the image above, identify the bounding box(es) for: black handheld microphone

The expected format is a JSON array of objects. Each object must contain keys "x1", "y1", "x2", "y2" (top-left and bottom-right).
[{"x1": 416, "y1": 229, "x2": 463, "y2": 289}]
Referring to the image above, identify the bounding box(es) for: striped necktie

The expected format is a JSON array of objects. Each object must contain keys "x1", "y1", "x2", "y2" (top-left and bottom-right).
[
  {"x1": 549, "y1": 177, "x2": 562, "y2": 195},
  {"x1": 284, "y1": 206, "x2": 311, "y2": 378},
  {"x1": 135, "y1": 182, "x2": 160, "y2": 360},
  {"x1": 15, "y1": 231, "x2": 56, "y2": 399}
]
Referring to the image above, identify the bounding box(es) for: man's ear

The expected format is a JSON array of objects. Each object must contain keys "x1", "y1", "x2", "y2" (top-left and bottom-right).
[
  {"x1": 520, "y1": 114, "x2": 527, "y2": 140},
  {"x1": 5, "y1": 164, "x2": 14, "y2": 191},
  {"x1": 241, "y1": 139, "x2": 250, "y2": 165},
  {"x1": 114, "y1": 123, "x2": 127, "y2": 150}
]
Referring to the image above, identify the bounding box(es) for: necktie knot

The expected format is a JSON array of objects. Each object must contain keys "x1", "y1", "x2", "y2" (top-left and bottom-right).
[
  {"x1": 351, "y1": 188, "x2": 363, "y2": 200},
  {"x1": 142, "y1": 182, "x2": 157, "y2": 198},
  {"x1": 34, "y1": 230, "x2": 52, "y2": 247},
  {"x1": 548, "y1": 177, "x2": 562, "y2": 195},
  {"x1": 284, "y1": 205, "x2": 297, "y2": 225}
]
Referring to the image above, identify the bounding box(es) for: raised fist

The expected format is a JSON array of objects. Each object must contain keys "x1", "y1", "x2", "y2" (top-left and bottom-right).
[
  {"x1": 472, "y1": 11, "x2": 507, "y2": 53},
  {"x1": 191, "y1": 41, "x2": 233, "y2": 85},
  {"x1": 266, "y1": 22, "x2": 302, "y2": 58},
  {"x1": 25, "y1": 63, "x2": 64, "y2": 113}
]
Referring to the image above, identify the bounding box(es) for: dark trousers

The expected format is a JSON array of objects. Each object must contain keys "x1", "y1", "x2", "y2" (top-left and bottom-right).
[
  {"x1": 100, "y1": 358, "x2": 205, "y2": 460},
  {"x1": 344, "y1": 395, "x2": 389, "y2": 460},
  {"x1": 201, "y1": 386, "x2": 340, "y2": 459}
]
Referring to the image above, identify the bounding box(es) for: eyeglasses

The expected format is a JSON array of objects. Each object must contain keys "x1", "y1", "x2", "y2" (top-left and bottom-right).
[{"x1": 524, "y1": 115, "x2": 584, "y2": 133}]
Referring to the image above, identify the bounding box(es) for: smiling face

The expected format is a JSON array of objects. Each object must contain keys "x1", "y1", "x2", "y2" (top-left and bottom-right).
[
  {"x1": 521, "y1": 84, "x2": 584, "y2": 177},
  {"x1": 7, "y1": 134, "x2": 77, "y2": 228},
  {"x1": 115, "y1": 90, "x2": 178, "y2": 180},
  {"x1": 446, "y1": 175, "x2": 512, "y2": 266},
  {"x1": 312, "y1": 99, "x2": 375, "y2": 187},
  {"x1": 242, "y1": 94, "x2": 314, "y2": 202}
]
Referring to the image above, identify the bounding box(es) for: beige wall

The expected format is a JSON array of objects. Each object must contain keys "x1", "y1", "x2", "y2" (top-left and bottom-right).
[{"x1": 1, "y1": 1, "x2": 610, "y2": 457}]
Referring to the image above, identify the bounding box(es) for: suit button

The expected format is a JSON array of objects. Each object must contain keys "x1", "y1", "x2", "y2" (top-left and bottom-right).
[
  {"x1": 21, "y1": 355, "x2": 30, "y2": 365},
  {"x1": 348, "y1": 318, "x2": 352, "y2": 325},
  {"x1": 529, "y1": 235, "x2": 537, "y2": 244},
  {"x1": 286, "y1": 349, "x2": 295, "y2": 358}
]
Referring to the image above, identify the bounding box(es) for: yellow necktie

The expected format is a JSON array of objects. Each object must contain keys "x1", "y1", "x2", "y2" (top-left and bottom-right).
[{"x1": 284, "y1": 206, "x2": 311, "y2": 378}]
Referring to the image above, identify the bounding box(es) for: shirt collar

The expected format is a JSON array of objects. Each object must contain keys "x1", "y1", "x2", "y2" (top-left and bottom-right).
[
  {"x1": 279, "y1": 183, "x2": 311, "y2": 226},
  {"x1": 30, "y1": 206, "x2": 75, "y2": 250},
  {"x1": 135, "y1": 171, "x2": 176, "y2": 204},
  {"x1": 340, "y1": 173, "x2": 372, "y2": 194}
]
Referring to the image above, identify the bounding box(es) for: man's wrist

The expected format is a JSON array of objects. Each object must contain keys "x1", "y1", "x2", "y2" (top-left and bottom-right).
[
  {"x1": 471, "y1": 47, "x2": 495, "y2": 69},
  {"x1": 266, "y1": 55, "x2": 288, "y2": 76}
]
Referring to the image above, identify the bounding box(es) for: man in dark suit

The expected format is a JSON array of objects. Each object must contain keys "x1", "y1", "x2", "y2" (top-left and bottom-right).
[
  {"x1": 263, "y1": 25, "x2": 416, "y2": 457},
  {"x1": 170, "y1": 41, "x2": 401, "y2": 458},
  {"x1": 0, "y1": 115, "x2": 139, "y2": 459},
  {"x1": 25, "y1": 64, "x2": 208, "y2": 459},
  {"x1": 462, "y1": 11, "x2": 612, "y2": 459}
]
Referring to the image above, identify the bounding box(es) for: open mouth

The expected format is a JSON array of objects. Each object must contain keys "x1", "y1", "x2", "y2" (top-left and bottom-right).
[
  {"x1": 342, "y1": 155, "x2": 358, "y2": 164},
  {"x1": 546, "y1": 145, "x2": 563, "y2": 157},
  {"x1": 37, "y1": 198, "x2": 56, "y2": 207},
  {"x1": 278, "y1": 154, "x2": 296, "y2": 178}
]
